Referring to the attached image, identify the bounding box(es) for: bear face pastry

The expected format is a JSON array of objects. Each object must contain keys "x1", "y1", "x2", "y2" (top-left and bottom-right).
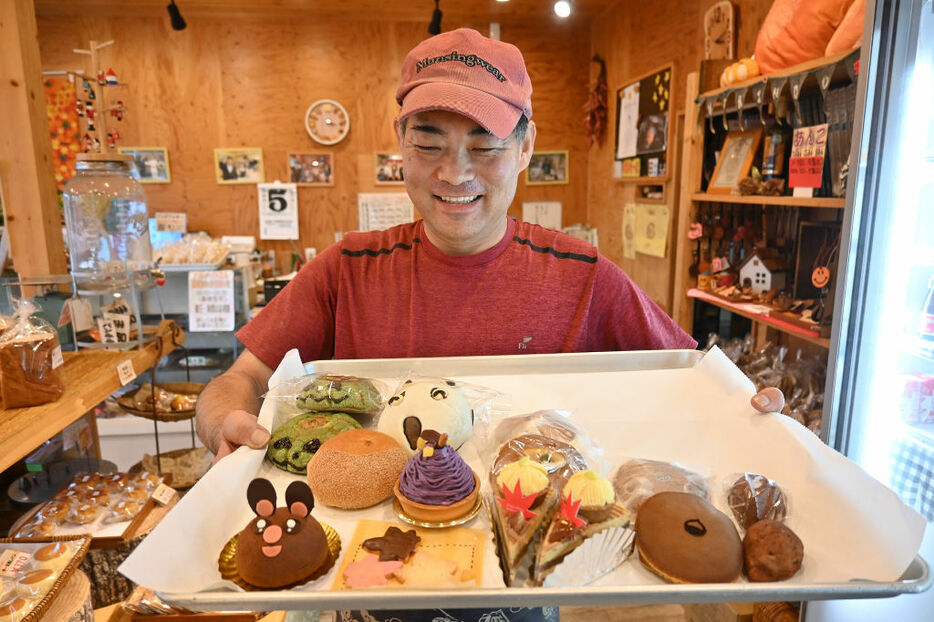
[
  {"x1": 295, "y1": 375, "x2": 382, "y2": 415},
  {"x1": 235, "y1": 478, "x2": 329, "y2": 589},
  {"x1": 266, "y1": 411, "x2": 361, "y2": 474},
  {"x1": 377, "y1": 378, "x2": 473, "y2": 454}
]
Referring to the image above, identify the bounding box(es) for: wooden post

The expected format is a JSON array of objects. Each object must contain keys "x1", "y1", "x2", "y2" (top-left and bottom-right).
[{"x1": 0, "y1": 0, "x2": 67, "y2": 280}]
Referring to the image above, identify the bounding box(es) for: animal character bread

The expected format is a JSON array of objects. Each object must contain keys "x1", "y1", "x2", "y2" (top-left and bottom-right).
[
  {"x1": 235, "y1": 478, "x2": 330, "y2": 589},
  {"x1": 377, "y1": 379, "x2": 473, "y2": 454}
]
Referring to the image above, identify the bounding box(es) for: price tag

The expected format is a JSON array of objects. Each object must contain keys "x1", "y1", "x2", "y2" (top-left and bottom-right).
[
  {"x1": 258, "y1": 182, "x2": 299, "y2": 240},
  {"x1": 98, "y1": 317, "x2": 119, "y2": 344},
  {"x1": 104, "y1": 312, "x2": 131, "y2": 342},
  {"x1": 155, "y1": 211, "x2": 188, "y2": 233},
  {"x1": 69, "y1": 298, "x2": 94, "y2": 332},
  {"x1": 51, "y1": 345, "x2": 64, "y2": 369},
  {"x1": 188, "y1": 270, "x2": 235, "y2": 332},
  {"x1": 789, "y1": 123, "x2": 828, "y2": 189},
  {"x1": 116, "y1": 359, "x2": 137, "y2": 386},
  {"x1": 151, "y1": 482, "x2": 178, "y2": 506},
  {"x1": 0, "y1": 550, "x2": 31, "y2": 577}
]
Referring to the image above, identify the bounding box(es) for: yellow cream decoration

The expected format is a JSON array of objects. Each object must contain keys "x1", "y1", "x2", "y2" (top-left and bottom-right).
[
  {"x1": 496, "y1": 456, "x2": 549, "y2": 496},
  {"x1": 563, "y1": 470, "x2": 615, "y2": 506}
]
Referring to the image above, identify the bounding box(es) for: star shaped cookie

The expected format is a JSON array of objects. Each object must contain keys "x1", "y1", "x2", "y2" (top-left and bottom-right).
[
  {"x1": 343, "y1": 554, "x2": 403, "y2": 589},
  {"x1": 362, "y1": 526, "x2": 421, "y2": 562}
]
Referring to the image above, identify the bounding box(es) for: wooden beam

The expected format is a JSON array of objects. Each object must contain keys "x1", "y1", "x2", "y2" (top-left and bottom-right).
[{"x1": 0, "y1": 0, "x2": 67, "y2": 279}]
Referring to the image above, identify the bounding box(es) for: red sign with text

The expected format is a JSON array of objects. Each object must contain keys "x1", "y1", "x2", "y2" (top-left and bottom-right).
[{"x1": 789, "y1": 124, "x2": 828, "y2": 188}]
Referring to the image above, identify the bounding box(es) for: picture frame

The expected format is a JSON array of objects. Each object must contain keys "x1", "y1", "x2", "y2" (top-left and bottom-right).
[
  {"x1": 288, "y1": 152, "x2": 334, "y2": 186},
  {"x1": 526, "y1": 150, "x2": 569, "y2": 186},
  {"x1": 119, "y1": 147, "x2": 171, "y2": 184},
  {"x1": 214, "y1": 148, "x2": 265, "y2": 184},
  {"x1": 708, "y1": 128, "x2": 763, "y2": 194},
  {"x1": 375, "y1": 153, "x2": 404, "y2": 185},
  {"x1": 614, "y1": 64, "x2": 673, "y2": 180}
]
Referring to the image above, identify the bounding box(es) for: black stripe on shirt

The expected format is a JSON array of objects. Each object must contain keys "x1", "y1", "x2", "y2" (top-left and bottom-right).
[
  {"x1": 512, "y1": 236, "x2": 598, "y2": 264},
  {"x1": 341, "y1": 238, "x2": 421, "y2": 258}
]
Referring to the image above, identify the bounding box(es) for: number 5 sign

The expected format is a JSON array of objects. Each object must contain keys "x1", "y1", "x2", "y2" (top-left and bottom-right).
[{"x1": 258, "y1": 182, "x2": 299, "y2": 240}]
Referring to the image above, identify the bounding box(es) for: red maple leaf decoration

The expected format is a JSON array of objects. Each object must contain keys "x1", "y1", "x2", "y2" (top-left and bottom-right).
[
  {"x1": 497, "y1": 481, "x2": 538, "y2": 519},
  {"x1": 558, "y1": 493, "x2": 587, "y2": 528}
]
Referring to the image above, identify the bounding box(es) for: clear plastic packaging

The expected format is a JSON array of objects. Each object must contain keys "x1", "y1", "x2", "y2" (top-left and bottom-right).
[
  {"x1": 154, "y1": 232, "x2": 231, "y2": 266},
  {"x1": 267, "y1": 373, "x2": 390, "y2": 418},
  {"x1": 611, "y1": 458, "x2": 710, "y2": 512},
  {"x1": 725, "y1": 471, "x2": 789, "y2": 530},
  {"x1": 0, "y1": 299, "x2": 65, "y2": 408}
]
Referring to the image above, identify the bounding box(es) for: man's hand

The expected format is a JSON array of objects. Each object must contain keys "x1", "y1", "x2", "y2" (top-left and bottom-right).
[
  {"x1": 212, "y1": 410, "x2": 270, "y2": 464},
  {"x1": 751, "y1": 387, "x2": 785, "y2": 413}
]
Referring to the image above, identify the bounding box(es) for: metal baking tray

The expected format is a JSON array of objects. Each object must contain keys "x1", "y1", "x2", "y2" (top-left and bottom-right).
[{"x1": 152, "y1": 350, "x2": 933, "y2": 610}]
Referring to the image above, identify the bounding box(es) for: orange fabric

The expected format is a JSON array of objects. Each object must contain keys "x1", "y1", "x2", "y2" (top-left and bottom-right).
[
  {"x1": 826, "y1": 0, "x2": 865, "y2": 55},
  {"x1": 755, "y1": 0, "x2": 854, "y2": 73}
]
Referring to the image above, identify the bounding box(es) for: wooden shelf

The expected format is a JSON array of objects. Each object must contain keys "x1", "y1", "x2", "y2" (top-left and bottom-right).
[
  {"x1": 0, "y1": 320, "x2": 184, "y2": 473},
  {"x1": 691, "y1": 193, "x2": 845, "y2": 208},
  {"x1": 616, "y1": 175, "x2": 670, "y2": 184},
  {"x1": 688, "y1": 288, "x2": 831, "y2": 348}
]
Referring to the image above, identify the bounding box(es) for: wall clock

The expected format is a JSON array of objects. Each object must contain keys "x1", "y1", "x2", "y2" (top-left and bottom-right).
[
  {"x1": 305, "y1": 99, "x2": 350, "y2": 145},
  {"x1": 704, "y1": 1, "x2": 735, "y2": 60}
]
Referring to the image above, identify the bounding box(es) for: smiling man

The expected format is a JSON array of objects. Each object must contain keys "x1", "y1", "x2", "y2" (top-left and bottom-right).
[{"x1": 196, "y1": 28, "x2": 781, "y2": 622}]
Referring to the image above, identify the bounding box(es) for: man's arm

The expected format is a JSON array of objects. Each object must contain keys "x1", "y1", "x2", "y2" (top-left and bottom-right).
[{"x1": 195, "y1": 349, "x2": 274, "y2": 462}]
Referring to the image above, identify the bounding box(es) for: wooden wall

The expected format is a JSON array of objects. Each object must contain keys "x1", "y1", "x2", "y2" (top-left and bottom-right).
[
  {"x1": 587, "y1": 0, "x2": 771, "y2": 312},
  {"x1": 35, "y1": 13, "x2": 591, "y2": 272}
]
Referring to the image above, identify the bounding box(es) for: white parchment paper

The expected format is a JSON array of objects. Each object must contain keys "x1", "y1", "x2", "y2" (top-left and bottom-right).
[{"x1": 120, "y1": 347, "x2": 926, "y2": 595}]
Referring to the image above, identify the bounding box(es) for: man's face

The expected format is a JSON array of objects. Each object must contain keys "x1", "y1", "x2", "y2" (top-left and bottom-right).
[{"x1": 398, "y1": 110, "x2": 535, "y2": 255}]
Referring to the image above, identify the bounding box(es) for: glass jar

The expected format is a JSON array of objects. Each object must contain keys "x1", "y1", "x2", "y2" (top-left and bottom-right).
[{"x1": 63, "y1": 153, "x2": 154, "y2": 292}]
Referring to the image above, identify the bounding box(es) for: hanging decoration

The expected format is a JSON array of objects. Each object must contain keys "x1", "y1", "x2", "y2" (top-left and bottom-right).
[
  {"x1": 43, "y1": 78, "x2": 82, "y2": 191},
  {"x1": 584, "y1": 54, "x2": 608, "y2": 148}
]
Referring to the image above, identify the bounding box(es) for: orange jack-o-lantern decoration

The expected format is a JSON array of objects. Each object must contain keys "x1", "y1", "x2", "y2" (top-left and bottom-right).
[{"x1": 812, "y1": 266, "x2": 831, "y2": 288}]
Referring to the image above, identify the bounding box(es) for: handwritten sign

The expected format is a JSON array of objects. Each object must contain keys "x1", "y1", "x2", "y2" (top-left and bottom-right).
[
  {"x1": 116, "y1": 359, "x2": 137, "y2": 386},
  {"x1": 155, "y1": 212, "x2": 188, "y2": 233},
  {"x1": 188, "y1": 270, "x2": 235, "y2": 332},
  {"x1": 97, "y1": 317, "x2": 119, "y2": 344},
  {"x1": 789, "y1": 124, "x2": 828, "y2": 189}
]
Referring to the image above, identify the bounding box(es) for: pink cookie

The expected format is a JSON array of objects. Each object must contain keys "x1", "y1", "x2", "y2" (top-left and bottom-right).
[{"x1": 344, "y1": 554, "x2": 403, "y2": 589}]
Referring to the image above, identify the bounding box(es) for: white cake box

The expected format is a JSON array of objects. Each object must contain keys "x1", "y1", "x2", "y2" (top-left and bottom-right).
[{"x1": 120, "y1": 348, "x2": 931, "y2": 611}]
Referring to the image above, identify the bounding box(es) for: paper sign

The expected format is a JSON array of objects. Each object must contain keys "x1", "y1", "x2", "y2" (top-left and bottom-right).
[
  {"x1": 69, "y1": 298, "x2": 94, "y2": 332},
  {"x1": 188, "y1": 270, "x2": 235, "y2": 332},
  {"x1": 116, "y1": 359, "x2": 137, "y2": 386},
  {"x1": 104, "y1": 312, "x2": 131, "y2": 342},
  {"x1": 616, "y1": 82, "x2": 640, "y2": 159},
  {"x1": 51, "y1": 346, "x2": 64, "y2": 369},
  {"x1": 97, "y1": 317, "x2": 119, "y2": 344},
  {"x1": 258, "y1": 183, "x2": 299, "y2": 240},
  {"x1": 622, "y1": 204, "x2": 637, "y2": 259},
  {"x1": 634, "y1": 203, "x2": 670, "y2": 258},
  {"x1": 521, "y1": 201, "x2": 562, "y2": 231},
  {"x1": 0, "y1": 550, "x2": 31, "y2": 577},
  {"x1": 789, "y1": 124, "x2": 828, "y2": 188},
  {"x1": 155, "y1": 212, "x2": 187, "y2": 233},
  {"x1": 152, "y1": 482, "x2": 177, "y2": 506},
  {"x1": 357, "y1": 193, "x2": 414, "y2": 232}
]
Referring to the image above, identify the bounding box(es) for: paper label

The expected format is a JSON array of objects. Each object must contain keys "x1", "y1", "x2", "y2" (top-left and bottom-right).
[
  {"x1": 258, "y1": 183, "x2": 299, "y2": 240},
  {"x1": 521, "y1": 201, "x2": 562, "y2": 231},
  {"x1": 155, "y1": 212, "x2": 187, "y2": 233},
  {"x1": 357, "y1": 193, "x2": 414, "y2": 232},
  {"x1": 104, "y1": 312, "x2": 131, "y2": 342},
  {"x1": 69, "y1": 298, "x2": 94, "y2": 332},
  {"x1": 51, "y1": 345, "x2": 64, "y2": 369},
  {"x1": 188, "y1": 270, "x2": 235, "y2": 332},
  {"x1": 98, "y1": 317, "x2": 119, "y2": 344},
  {"x1": 151, "y1": 482, "x2": 177, "y2": 506},
  {"x1": 789, "y1": 124, "x2": 828, "y2": 188},
  {"x1": 0, "y1": 550, "x2": 31, "y2": 577},
  {"x1": 116, "y1": 359, "x2": 137, "y2": 386}
]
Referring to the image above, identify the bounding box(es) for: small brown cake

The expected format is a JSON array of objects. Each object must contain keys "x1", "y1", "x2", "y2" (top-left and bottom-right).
[
  {"x1": 727, "y1": 472, "x2": 787, "y2": 530},
  {"x1": 635, "y1": 491, "x2": 743, "y2": 583},
  {"x1": 235, "y1": 479, "x2": 329, "y2": 589},
  {"x1": 742, "y1": 518, "x2": 804, "y2": 582},
  {"x1": 306, "y1": 429, "x2": 407, "y2": 509}
]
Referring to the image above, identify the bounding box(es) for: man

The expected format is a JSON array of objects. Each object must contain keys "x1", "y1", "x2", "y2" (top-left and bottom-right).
[{"x1": 196, "y1": 28, "x2": 782, "y2": 622}]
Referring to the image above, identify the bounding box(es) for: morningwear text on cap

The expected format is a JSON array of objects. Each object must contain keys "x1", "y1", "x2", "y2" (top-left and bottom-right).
[{"x1": 415, "y1": 51, "x2": 507, "y2": 82}]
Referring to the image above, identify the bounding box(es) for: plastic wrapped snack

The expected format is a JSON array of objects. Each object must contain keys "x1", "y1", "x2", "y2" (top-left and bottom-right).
[
  {"x1": 269, "y1": 373, "x2": 390, "y2": 417},
  {"x1": 377, "y1": 375, "x2": 502, "y2": 454},
  {"x1": 726, "y1": 471, "x2": 789, "y2": 530},
  {"x1": 0, "y1": 298, "x2": 65, "y2": 408},
  {"x1": 611, "y1": 458, "x2": 710, "y2": 512}
]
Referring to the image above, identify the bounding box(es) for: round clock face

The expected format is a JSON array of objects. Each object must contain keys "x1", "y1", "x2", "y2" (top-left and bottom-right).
[{"x1": 305, "y1": 99, "x2": 350, "y2": 145}]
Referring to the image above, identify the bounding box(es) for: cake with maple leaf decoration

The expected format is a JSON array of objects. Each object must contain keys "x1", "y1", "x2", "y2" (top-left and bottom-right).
[
  {"x1": 533, "y1": 470, "x2": 634, "y2": 586},
  {"x1": 489, "y1": 455, "x2": 560, "y2": 586}
]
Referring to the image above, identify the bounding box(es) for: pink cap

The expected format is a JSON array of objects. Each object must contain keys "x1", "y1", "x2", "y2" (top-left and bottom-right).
[{"x1": 396, "y1": 28, "x2": 533, "y2": 139}]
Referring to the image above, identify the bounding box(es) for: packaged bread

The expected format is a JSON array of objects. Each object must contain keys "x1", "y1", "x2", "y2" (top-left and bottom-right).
[{"x1": 0, "y1": 299, "x2": 65, "y2": 408}]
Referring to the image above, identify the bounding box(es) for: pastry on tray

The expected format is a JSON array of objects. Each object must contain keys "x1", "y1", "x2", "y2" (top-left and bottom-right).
[
  {"x1": 377, "y1": 378, "x2": 474, "y2": 453},
  {"x1": 533, "y1": 470, "x2": 634, "y2": 586},
  {"x1": 742, "y1": 518, "x2": 804, "y2": 582},
  {"x1": 393, "y1": 431, "x2": 479, "y2": 524},
  {"x1": 727, "y1": 472, "x2": 788, "y2": 530},
  {"x1": 295, "y1": 374, "x2": 383, "y2": 415},
  {"x1": 266, "y1": 411, "x2": 361, "y2": 474}
]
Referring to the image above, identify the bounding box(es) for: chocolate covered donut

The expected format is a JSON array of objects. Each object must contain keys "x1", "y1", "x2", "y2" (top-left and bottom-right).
[{"x1": 635, "y1": 491, "x2": 743, "y2": 583}]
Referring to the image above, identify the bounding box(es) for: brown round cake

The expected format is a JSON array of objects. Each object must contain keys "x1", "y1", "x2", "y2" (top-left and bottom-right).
[
  {"x1": 635, "y1": 491, "x2": 743, "y2": 583},
  {"x1": 743, "y1": 518, "x2": 804, "y2": 582},
  {"x1": 306, "y1": 429, "x2": 407, "y2": 509}
]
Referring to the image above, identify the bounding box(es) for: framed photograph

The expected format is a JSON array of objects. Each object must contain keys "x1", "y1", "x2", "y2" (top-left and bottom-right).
[
  {"x1": 119, "y1": 147, "x2": 171, "y2": 184},
  {"x1": 288, "y1": 153, "x2": 334, "y2": 186},
  {"x1": 526, "y1": 150, "x2": 569, "y2": 186},
  {"x1": 708, "y1": 128, "x2": 763, "y2": 194},
  {"x1": 214, "y1": 148, "x2": 265, "y2": 184},
  {"x1": 375, "y1": 153, "x2": 404, "y2": 185}
]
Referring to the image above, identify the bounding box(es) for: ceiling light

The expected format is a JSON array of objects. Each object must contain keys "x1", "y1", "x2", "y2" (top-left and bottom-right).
[{"x1": 554, "y1": 1, "x2": 571, "y2": 18}]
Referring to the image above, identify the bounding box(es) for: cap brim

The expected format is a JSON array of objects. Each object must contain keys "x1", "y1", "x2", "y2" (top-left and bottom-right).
[{"x1": 398, "y1": 82, "x2": 522, "y2": 140}]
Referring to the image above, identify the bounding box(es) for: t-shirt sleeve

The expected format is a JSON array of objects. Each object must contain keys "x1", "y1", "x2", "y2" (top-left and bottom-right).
[
  {"x1": 235, "y1": 245, "x2": 340, "y2": 368},
  {"x1": 584, "y1": 257, "x2": 698, "y2": 351}
]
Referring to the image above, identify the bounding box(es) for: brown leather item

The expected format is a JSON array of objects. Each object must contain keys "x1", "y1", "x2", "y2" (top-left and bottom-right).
[{"x1": 0, "y1": 333, "x2": 65, "y2": 407}]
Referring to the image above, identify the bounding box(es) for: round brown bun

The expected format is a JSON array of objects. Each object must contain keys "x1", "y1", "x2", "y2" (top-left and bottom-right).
[
  {"x1": 742, "y1": 518, "x2": 803, "y2": 582},
  {"x1": 635, "y1": 491, "x2": 743, "y2": 584},
  {"x1": 306, "y1": 429, "x2": 407, "y2": 509}
]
